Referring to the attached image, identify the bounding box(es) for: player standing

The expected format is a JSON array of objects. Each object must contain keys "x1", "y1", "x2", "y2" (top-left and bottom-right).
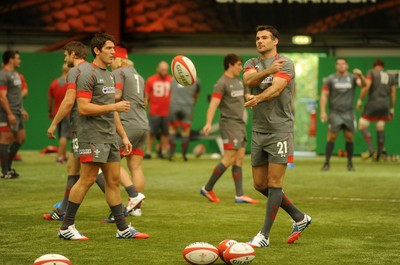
[
  {"x1": 357, "y1": 59, "x2": 396, "y2": 161},
  {"x1": 200, "y1": 53, "x2": 258, "y2": 204},
  {"x1": 168, "y1": 77, "x2": 201, "y2": 161},
  {"x1": 320, "y1": 58, "x2": 366, "y2": 171},
  {"x1": 58, "y1": 33, "x2": 148, "y2": 240},
  {"x1": 144, "y1": 61, "x2": 172, "y2": 159},
  {"x1": 0, "y1": 50, "x2": 28, "y2": 179},
  {"x1": 243, "y1": 25, "x2": 311, "y2": 247},
  {"x1": 110, "y1": 44, "x2": 148, "y2": 216}
]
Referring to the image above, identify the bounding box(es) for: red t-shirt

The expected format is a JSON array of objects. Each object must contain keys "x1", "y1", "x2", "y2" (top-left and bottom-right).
[
  {"x1": 145, "y1": 74, "x2": 172, "y2": 116},
  {"x1": 48, "y1": 77, "x2": 67, "y2": 117}
]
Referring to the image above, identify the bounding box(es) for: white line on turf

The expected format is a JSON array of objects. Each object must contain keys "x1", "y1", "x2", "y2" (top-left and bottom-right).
[{"x1": 308, "y1": 196, "x2": 400, "y2": 203}]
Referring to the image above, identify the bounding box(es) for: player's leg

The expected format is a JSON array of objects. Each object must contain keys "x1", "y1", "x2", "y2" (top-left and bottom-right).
[
  {"x1": 343, "y1": 129, "x2": 355, "y2": 171},
  {"x1": 322, "y1": 131, "x2": 338, "y2": 171},
  {"x1": 8, "y1": 124, "x2": 25, "y2": 177},
  {"x1": 180, "y1": 124, "x2": 191, "y2": 161},
  {"x1": 359, "y1": 117, "x2": 374, "y2": 159},
  {"x1": 376, "y1": 121, "x2": 385, "y2": 161},
  {"x1": 200, "y1": 149, "x2": 234, "y2": 203},
  {"x1": 160, "y1": 116, "x2": 169, "y2": 158},
  {"x1": 233, "y1": 147, "x2": 259, "y2": 204},
  {"x1": 0, "y1": 130, "x2": 13, "y2": 178},
  {"x1": 125, "y1": 155, "x2": 146, "y2": 216},
  {"x1": 168, "y1": 122, "x2": 178, "y2": 160}
]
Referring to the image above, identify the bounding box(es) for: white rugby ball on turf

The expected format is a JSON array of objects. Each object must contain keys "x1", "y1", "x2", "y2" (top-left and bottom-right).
[
  {"x1": 223, "y1": 243, "x2": 255, "y2": 265},
  {"x1": 33, "y1": 254, "x2": 72, "y2": 265},
  {"x1": 193, "y1": 144, "x2": 206, "y2": 158},
  {"x1": 217, "y1": 239, "x2": 237, "y2": 262},
  {"x1": 182, "y1": 242, "x2": 219, "y2": 265},
  {"x1": 171, "y1": 55, "x2": 197, "y2": 86}
]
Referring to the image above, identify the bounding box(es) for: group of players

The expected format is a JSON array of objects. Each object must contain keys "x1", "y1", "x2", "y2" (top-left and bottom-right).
[
  {"x1": 320, "y1": 57, "x2": 396, "y2": 172},
  {"x1": 6, "y1": 24, "x2": 395, "y2": 247}
]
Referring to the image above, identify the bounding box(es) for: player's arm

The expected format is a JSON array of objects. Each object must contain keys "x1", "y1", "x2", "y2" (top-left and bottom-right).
[
  {"x1": 356, "y1": 78, "x2": 372, "y2": 111},
  {"x1": 115, "y1": 88, "x2": 123, "y2": 102},
  {"x1": 77, "y1": 97, "x2": 130, "y2": 116},
  {"x1": 114, "y1": 112, "x2": 132, "y2": 155},
  {"x1": 320, "y1": 88, "x2": 329, "y2": 123},
  {"x1": 48, "y1": 89, "x2": 54, "y2": 119},
  {"x1": 390, "y1": 84, "x2": 396, "y2": 115},
  {"x1": 353, "y1": 68, "x2": 367, "y2": 87},
  {"x1": 243, "y1": 59, "x2": 285, "y2": 88},
  {"x1": 244, "y1": 76, "x2": 287, "y2": 107},
  {"x1": 202, "y1": 96, "x2": 221, "y2": 136},
  {"x1": 0, "y1": 89, "x2": 16, "y2": 125}
]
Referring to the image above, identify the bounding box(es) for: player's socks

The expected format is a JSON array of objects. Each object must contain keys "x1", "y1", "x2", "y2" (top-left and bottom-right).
[
  {"x1": 181, "y1": 136, "x2": 190, "y2": 160},
  {"x1": 110, "y1": 204, "x2": 128, "y2": 231},
  {"x1": 324, "y1": 141, "x2": 334, "y2": 163},
  {"x1": 259, "y1": 188, "x2": 304, "y2": 222},
  {"x1": 61, "y1": 201, "x2": 80, "y2": 230},
  {"x1": 7, "y1": 142, "x2": 21, "y2": 170},
  {"x1": 169, "y1": 134, "x2": 177, "y2": 158},
  {"x1": 377, "y1": 131, "x2": 385, "y2": 160},
  {"x1": 0, "y1": 144, "x2": 9, "y2": 175},
  {"x1": 95, "y1": 172, "x2": 106, "y2": 193},
  {"x1": 361, "y1": 129, "x2": 374, "y2": 154},
  {"x1": 232, "y1": 165, "x2": 244, "y2": 196},
  {"x1": 260, "y1": 188, "x2": 282, "y2": 236},
  {"x1": 58, "y1": 175, "x2": 80, "y2": 213},
  {"x1": 345, "y1": 141, "x2": 354, "y2": 164},
  {"x1": 125, "y1": 185, "x2": 139, "y2": 198},
  {"x1": 205, "y1": 162, "x2": 227, "y2": 191}
]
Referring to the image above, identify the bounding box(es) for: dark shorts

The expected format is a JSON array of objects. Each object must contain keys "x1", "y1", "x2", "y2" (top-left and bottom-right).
[
  {"x1": 0, "y1": 112, "x2": 24, "y2": 132},
  {"x1": 220, "y1": 126, "x2": 247, "y2": 150},
  {"x1": 328, "y1": 111, "x2": 355, "y2": 132},
  {"x1": 79, "y1": 142, "x2": 120, "y2": 163},
  {"x1": 251, "y1": 131, "x2": 294, "y2": 166},
  {"x1": 362, "y1": 105, "x2": 391, "y2": 121},
  {"x1": 57, "y1": 117, "x2": 71, "y2": 139},
  {"x1": 118, "y1": 127, "x2": 148, "y2": 157},
  {"x1": 169, "y1": 105, "x2": 193, "y2": 129},
  {"x1": 149, "y1": 115, "x2": 168, "y2": 135}
]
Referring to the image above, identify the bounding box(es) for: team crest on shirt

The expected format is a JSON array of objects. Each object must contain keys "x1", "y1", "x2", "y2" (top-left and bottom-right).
[
  {"x1": 103, "y1": 86, "x2": 115, "y2": 94},
  {"x1": 94, "y1": 148, "x2": 100, "y2": 158}
]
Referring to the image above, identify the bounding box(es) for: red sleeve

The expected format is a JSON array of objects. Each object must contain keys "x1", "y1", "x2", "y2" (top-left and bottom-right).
[
  {"x1": 244, "y1": 67, "x2": 256, "y2": 73},
  {"x1": 67, "y1": 82, "x2": 76, "y2": 90},
  {"x1": 0, "y1": 86, "x2": 7, "y2": 91},
  {"x1": 212, "y1": 92, "x2": 222, "y2": 99},
  {"x1": 115, "y1": 83, "x2": 123, "y2": 90},
  {"x1": 19, "y1": 73, "x2": 28, "y2": 90},
  {"x1": 274, "y1": 72, "x2": 291, "y2": 83},
  {"x1": 322, "y1": 85, "x2": 329, "y2": 92},
  {"x1": 76, "y1": 91, "x2": 92, "y2": 99}
]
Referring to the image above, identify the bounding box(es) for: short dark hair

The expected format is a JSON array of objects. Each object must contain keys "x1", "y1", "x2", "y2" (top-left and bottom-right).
[
  {"x1": 224, "y1": 53, "x2": 242, "y2": 70},
  {"x1": 63, "y1": 41, "x2": 87, "y2": 60},
  {"x1": 90, "y1": 32, "x2": 116, "y2": 57},
  {"x1": 373, "y1": 59, "x2": 385, "y2": 67},
  {"x1": 2, "y1": 50, "x2": 19, "y2": 65},
  {"x1": 336, "y1": 57, "x2": 348, "y2": 63},
  {"x1": 256, "y1": 25, "x2": 280, "y2": 40}
]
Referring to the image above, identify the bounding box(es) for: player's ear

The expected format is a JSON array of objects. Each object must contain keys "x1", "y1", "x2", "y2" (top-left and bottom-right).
[{"x1": 94, "y1": 47, "x2": 101, "y2": 56}]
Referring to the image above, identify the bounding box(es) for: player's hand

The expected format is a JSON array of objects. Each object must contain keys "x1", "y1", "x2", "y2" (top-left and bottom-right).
[
  {"x1": 7, "y1": 113, "x2": 16, "y2": 125},
  {"x1": 390, "y1": 107, "x2": 394, "y2": 118},
  {"x1": 47, "y1": 123, "x2": 57, "y2": 139},
  {"x1": 244, "y1": 94, "x2": 259, "y2": 108},
  {"x1": 121, "y1": 137, "x2": 132, "y2": 156},
  {"x1": 268, "y1": 59, "x2": 286, "y2": 74},
  {"x1": 356, "y1": 99, "x2": 363, "y2": 112},
  {"x1": 202, "y1": 124, "x2": 211, "y2": 136},
  {"x1": 353, "y1": 68, "x2": 362, "y2": 76},
  {"x1": 22, "y1": 109, "x2": 29, "y2": 121},
  {"x1": 320, "y1": 112, "x2": 327, "y2": 123},
  {"x1": 115, "y1": 100, "x2": 131, "y2": 113}
]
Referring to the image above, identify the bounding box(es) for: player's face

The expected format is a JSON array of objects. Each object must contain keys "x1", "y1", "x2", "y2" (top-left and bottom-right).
[
  {"x1": 231, "y1": 61, "x2": 243, "y2": 77},
  {"x1": 64, "y1": 51, "x2": 75, "y2": 68},
  {"x1": 11, "y1": 54, "x2": 21, "y2": 69},
  {"x1": 336, "y1": 59, "x2": 348, "y2": 74},
  {"x1": 157, "y1": 62, "x2": 169, "y2": 77},
  {"x1": 256, "y1": 30, "x2": 276, "y2": 54},
  {"x1": 99, "y1": 40, "x2": 115, "y2": 66}
]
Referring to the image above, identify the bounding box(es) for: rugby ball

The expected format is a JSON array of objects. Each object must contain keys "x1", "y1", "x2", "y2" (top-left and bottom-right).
[
  {"x1": 193, "y1": 144, "x2": 206, "y2": 158},
  {"x1": 33, "y1": 254, "x2": 72, "y2": 265},
  {"x1": 223, "y1": 243, "x2": 255, "y2": 265},
  {"x1": 171, "y1": 55, "x2": 197, "y2": 86},
  {"x1": 217, "y1": 239, "x2": 237, "y2": 262},
  {"x1": 183, "y1": 242, "x2": 219, "y2": 265}
]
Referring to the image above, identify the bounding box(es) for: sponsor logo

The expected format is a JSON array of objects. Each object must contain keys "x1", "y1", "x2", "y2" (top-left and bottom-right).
[
  {"x1": 79, "y1": 148, "x2": 92, "y2": 155},
  {"x1": 231, "y1": 90, "x2": 245, "y2": 97},
  {"x1": 103, "y1": 86, "x2": 115, "y2": 94}
]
